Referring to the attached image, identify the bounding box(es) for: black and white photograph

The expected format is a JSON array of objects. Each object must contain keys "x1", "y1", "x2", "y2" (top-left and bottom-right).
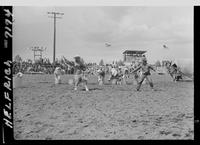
[{"x1": 1, "y1": 0, "x2": 198, "y2": 141}]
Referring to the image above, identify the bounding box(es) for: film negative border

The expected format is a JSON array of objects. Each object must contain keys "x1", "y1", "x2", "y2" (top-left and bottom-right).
[
  {"x1": 0, "y1": 5, "x2": 199, "y2": 144},
  {"x1": 1, "y1": 6, "x2": 13, "y2": 144},
  {"x1": 194, "y1": 5, "x2": 200, "y2": 142}
]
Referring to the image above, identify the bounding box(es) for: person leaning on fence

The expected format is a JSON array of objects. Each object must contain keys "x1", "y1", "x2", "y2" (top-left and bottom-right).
[
  {"x1": 132, "y1": 58, "x2": 156, "y2": 91},
  {"x1": 73, "y1": 55, "x2": 89, "y2": 91}
]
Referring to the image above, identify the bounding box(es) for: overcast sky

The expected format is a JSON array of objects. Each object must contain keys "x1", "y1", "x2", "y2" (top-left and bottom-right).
[{"x1": 13, "y1": 6, "x2": 193, "y2": 64}]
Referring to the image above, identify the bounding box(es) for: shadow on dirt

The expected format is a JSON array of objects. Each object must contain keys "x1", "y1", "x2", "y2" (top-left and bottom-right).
[
  {"x1": 82, "y1": 88, "x2": 103, "y2": 91},
  {"x1": 126, "y1": 82, "x2": 134, "y2": 85},
  {"x1": 88, "y1": 82, "x2": 98, "y2": 85},
  {"x1": 38, "y1": 81, "x2": 51, "y2": 83},
  {"x1": 178, "y1": 80, "x2": 193, "y2": 82}
]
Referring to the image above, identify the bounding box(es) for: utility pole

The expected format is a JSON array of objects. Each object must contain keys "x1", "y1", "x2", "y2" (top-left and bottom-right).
[{"x1": 47, "y1": 12, "x2": 64, "y2": 64}]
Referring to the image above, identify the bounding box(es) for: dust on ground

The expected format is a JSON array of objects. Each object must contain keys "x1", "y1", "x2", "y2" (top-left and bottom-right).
[{"x1": 13, "y1": 74, "x2": 193, "y2": 140}]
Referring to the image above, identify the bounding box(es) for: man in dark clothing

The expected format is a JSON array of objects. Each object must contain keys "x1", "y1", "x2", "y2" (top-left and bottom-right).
[{"x1": 73, "y1": 55, "x2": 89, "y2": 91}]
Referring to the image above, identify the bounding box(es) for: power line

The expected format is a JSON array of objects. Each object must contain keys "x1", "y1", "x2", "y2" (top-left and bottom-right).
[{"x1": 47, "y1": 11, "x2": 64, "y2": 64}]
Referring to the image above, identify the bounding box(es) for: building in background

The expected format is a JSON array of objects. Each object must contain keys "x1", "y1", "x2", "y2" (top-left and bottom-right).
[{"x1": 123, "y1": 50, "x2": 146, "y2": 65}]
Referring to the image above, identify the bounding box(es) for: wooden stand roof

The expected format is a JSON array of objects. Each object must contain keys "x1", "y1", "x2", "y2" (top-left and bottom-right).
[{"x1": 123, "y1": 50, "x2": 146, "y2": 55}]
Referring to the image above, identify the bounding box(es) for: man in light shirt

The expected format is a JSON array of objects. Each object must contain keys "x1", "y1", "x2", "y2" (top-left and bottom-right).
[
  {"x1": 54, "y1": 67, "x2": 65, "y2": 84},
  {"x1": 132, "y1": 58, "x2": 156, "y2": 91}
]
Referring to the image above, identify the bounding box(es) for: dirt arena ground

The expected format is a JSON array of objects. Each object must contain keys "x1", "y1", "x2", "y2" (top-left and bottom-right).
[{"x1": 13, "y1": 73, "x2": 194, "y2": 140}]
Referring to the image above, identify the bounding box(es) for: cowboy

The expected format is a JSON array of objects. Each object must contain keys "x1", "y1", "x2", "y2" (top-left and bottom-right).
[
  {"x1": 108, "y1": 65, "x2": 118, "y2": 82},
  {"x1": 73, "y1": 55, "x2": 89, "y2": 91},
  {"x1": 97, "y1": 66, "x2": 105, "y2": 85},
  {"x1": 13, "y1": 72, "x2": 23, "y2": 89},
  {"x1": 132, "y1": 58, "x2": 156, "y2": 91},
  {"x1": 54, "y1": 67, "x2": 64, "y2": 84},
  {"x1": 108, "y1": 65, "x2": 125, "y2": 85},
  {"x1": 130, "y1": 61, "x2": 140, "y2": 85},
  {"x1": 117, "y1": 67, "x2": 126, "y2": 85},
  {"x1": 170, "y1": 62, "x2": 182, "y2": 82}
]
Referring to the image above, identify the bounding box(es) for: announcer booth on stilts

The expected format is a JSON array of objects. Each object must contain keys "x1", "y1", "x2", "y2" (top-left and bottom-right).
[{"x1": 123, "y1": 50, "x2": 147, "y2": 66}]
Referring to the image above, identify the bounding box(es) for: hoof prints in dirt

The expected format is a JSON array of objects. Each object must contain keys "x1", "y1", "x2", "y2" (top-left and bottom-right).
[
  {"x1": 14, "y1": 74, "x2": 193, "y2": 140},
  {"x1": 45, "y1": 137, "x2": 53, "y2": 140},
  {"x1": 159, "y1": 130, "x2": 172, "y2": 135},
  {"x1": 87, "y1": 88, "x2": 103, "y2": 91},
  {"x1": 39, "y1": 81, "x2": 51, "y2": 83}
]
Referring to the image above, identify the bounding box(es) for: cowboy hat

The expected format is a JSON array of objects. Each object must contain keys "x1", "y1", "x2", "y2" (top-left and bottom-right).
[{"x1": 74, "y1": 55, "x2": 80, "y2": 58}]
